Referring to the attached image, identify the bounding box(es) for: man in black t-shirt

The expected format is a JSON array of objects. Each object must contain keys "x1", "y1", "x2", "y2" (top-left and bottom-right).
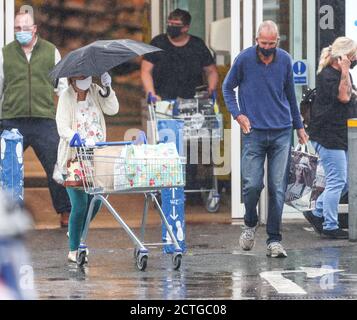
[{"x1": 141, "y1": 8, "x2": 218, "y2": 100}]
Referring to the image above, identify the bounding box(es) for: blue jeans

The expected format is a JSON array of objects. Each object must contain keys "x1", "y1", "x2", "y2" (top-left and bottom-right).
[
  {"x1": 242, "y1": 128, "x2": 292, "y2": 244},
  {"x1": 311, "y1": 141, "x2": 348, "y2": 231},
  {"x1": 66, "y1": 187, "x2": 102, "y2": 251},
  {"x1": 1, "y1": 118, "x2": 71, "y2": 214}
]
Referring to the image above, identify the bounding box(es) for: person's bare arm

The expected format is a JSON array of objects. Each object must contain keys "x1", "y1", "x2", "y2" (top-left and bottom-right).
[
  {"x1": 141, "y1": 60, "x2": 161, "y2": 101},
  {"x1": 338, "y1": 55, "x2": 352, "y2": 104},
  {"x1": 297, "y1": 128, "x2": 309, "y2": 145},
  {"x1": 203, "y1": 64, "x2": 219, "y2": 96},
  {"x1": 236, "y1": 115, "x2": 251, "y2": 134}
]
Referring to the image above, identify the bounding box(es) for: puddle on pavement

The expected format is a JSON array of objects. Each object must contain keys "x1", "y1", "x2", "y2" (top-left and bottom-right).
[{"x1": 34, "y1": 246, "x2": 357, "y2": 300}]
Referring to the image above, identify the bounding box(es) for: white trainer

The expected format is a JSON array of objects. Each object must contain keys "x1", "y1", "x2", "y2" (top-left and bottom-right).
[
  {"x1": 239, "y1": 226, "x2": 257, "y2": 251},
  {"x1": 68, "y1": 250, "x2": 77, "y2": 263},
  {"x1": 266, "y1": 242, "x2": 288, "y2": 258},
  {"x1": 68, "y1": 248, "x2": 89, "y2": 264}
]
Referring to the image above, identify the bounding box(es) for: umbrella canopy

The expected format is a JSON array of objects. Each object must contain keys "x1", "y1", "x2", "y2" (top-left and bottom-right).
[{"x1": 49, "y1": 39, "x2": 162, "y2": 81}]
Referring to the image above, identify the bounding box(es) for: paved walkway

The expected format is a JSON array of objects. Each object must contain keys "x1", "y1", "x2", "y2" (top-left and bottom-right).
[
  {"x1": 27, "y1": 223, "x2": 357, "y2": 300},
  {"x1": 22, "y1": 187, "x2": 357, "y2": 300}
]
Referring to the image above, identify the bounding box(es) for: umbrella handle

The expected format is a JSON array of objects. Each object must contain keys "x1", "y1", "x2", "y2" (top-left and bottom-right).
[{"x1": 99, "y1": 86, "x2": 111, "y2": 98}]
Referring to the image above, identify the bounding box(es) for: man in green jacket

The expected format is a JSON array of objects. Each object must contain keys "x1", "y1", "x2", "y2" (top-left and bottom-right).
[{"x1": 0, "y1": 11, "x2": 71, "y2": 228}]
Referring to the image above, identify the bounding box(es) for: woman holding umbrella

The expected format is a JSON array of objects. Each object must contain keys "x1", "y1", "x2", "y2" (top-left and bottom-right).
[
  {"x1": 50, "y1": 39, "x2": 159, "y2": 262},
  {"x1": 56, "y1": 72, "x2": 119, "y2": 263}
]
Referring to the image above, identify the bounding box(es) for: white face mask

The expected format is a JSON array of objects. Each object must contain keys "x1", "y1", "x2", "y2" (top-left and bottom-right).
[{"x1": 75, "y1": 76, "x2": 92, "y2": 91}]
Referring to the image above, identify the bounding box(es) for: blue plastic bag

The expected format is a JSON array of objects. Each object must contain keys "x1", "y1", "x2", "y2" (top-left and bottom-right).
[{"x1": 0, "y1": 129, "x2": 24, "y2": 204}]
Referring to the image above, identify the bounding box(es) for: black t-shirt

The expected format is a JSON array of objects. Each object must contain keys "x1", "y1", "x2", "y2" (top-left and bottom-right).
[
  {"x1": 309, "y1": 66, "x2": 357, "y2": 150},
  {"x1": 143, "y1": 34, "x2": 215, "y2": 99}
]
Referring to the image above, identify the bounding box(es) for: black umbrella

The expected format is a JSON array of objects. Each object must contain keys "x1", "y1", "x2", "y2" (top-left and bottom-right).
[{"x1": 49, "y1": 39, "x2": 162, "y2": 81}]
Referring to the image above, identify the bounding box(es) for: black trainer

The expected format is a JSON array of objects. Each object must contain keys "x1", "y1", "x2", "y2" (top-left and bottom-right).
[
  {"x1": 303, "y1": 211, "x2": 324, "y2": 234},
  {"x1": 321, "y1": 228, "x2": 348, "y2": 239}
]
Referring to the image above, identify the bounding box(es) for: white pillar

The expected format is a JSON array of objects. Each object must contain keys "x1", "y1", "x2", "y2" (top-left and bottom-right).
[
  {"x1": 214, "y1": 0, "x2": 227, "y2": 65},
  {"x1": 255, "y1": 0, "x2": 268, "y2": 225},
  {"x1": 205, "y1": 0, "x2": 214, "y2": 45},
  {"x1": 1, "y1": 0, "x2": 14, "y2": 47},
  {"x1": 230, "y1": 0, "x2": 243, "y2": 219},
  {"x1": 5, "y1": 0, "x2": 14, "y2": 44},
  {"x1": 216, "y1": 0, "x2": 225, "y2": 19},
  {"x1": 0, "y1": 0, "x2": 4, "y2": 48},
  {"x1": 256, "y1": 0, "x2": 263, "y2": 30},
  {"x1": 151, "y1": 0, "x2": 161, "y2": 38},
  {"x1": 292, "y1": 0, "x2": 303, "y2": 60},
  {"x1": 307, "y1": 0, "x2": 316, "y2": 89},
  {"x1": 243, "y1": 0, "x2": 253, "y2": 49},
  {"x1": 230, "y1": 0, "x2": 264, "y2": 221}
]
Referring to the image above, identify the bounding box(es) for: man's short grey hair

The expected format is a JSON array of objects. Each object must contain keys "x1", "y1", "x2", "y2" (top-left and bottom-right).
[{"x1": 256, "y1": 20, "x2": 280, "y2": 38}]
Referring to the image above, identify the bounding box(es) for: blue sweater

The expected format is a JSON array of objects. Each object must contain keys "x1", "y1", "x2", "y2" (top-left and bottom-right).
[{"x1": 222, "y1": 46, "x2": 303, "y2": 130}]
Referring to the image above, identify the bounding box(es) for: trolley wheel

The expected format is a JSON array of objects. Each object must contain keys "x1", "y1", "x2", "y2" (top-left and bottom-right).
[
  {"x1": 172, "y1": 253, "x2": 182, "y2": 270},
  {"x1": 133, "y1": 247, "x2": 139, "y2": 259},
  {"x1": 136, "y1": 254, "x2": 148, "y2": 271},
  {"x1": 205, "y1": 190, "x2": 220, "y2": 213},
  {"x1": 77, "y1": 251, "x2": 87, "y2": 267}
]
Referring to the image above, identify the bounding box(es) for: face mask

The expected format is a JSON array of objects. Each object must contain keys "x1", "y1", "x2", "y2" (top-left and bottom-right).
[
  {"x1": 258, "y1": 46, "x2": 277, "y2": 57},
  {"x1": 167, "y1": 25, "x2": 183, "y2": 39},
  {"x1": 15, "y1": 31, "x2": 33, "y2": 46},
  {"x1": 350, "y1": 60, "x2": 357, "y2": 69},
  {"x1": 76, "y1": 76, "x2": 92, "y2": 91}
]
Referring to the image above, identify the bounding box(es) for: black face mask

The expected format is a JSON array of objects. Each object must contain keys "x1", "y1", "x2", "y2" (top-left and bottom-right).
[
  {"x1": 350, "y1": 60, "x2": 357, "y2": 69},
  {"x1": 258, "y1": 46, "x2": 277, "y2": 57},
  {"x1": 167, "y1": 25, "x2": 183, "y2": 39}
]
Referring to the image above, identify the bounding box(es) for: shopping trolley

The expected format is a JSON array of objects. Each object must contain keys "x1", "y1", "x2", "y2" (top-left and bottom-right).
[
  {"x1": 69, "y1": 133, "x2": 186, "y2": 271},
  {"x1": 147, "y1": 91, "x2": 223, "y2": 213}
]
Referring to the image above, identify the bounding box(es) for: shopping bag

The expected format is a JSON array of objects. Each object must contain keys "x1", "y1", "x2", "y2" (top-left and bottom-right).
[
  {"x1": 285, "y1": 144, "x2": 325, "y2": 212},
  {"x1": 113, "y1": 143, "x2": 184, "y2": 190},
  {"x1": 310, "y1": 157, "x2": 326, "y2": 208},
  {"x1": 63, "y1": 159, "x2": 85, "y2": 188},
  {"x1": 93, "y1": 146, "x2": 124, "y2": 189}
]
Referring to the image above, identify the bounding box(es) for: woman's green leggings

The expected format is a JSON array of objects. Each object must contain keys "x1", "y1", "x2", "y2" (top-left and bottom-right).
[{"x1": 66, "y1": 187, "x2": 102, "y2": 251}]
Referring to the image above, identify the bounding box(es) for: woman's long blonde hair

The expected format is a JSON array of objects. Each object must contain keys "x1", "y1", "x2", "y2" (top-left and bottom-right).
[{"x1": 317, "y1": 37, "x2": 357, "y2": 74}]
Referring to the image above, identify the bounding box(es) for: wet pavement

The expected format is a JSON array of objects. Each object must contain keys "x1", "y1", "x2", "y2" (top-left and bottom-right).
[{"x1": 26, "y1": 222, "x2": 357, "y2": 300}]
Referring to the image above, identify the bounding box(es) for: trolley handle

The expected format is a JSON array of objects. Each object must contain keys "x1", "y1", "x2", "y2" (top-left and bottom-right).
[
  {"x1": 212, "y1": 90, "x2": 217, "y2": 102},
  {"x1": 69, "y1": 131, "x2": 147, "y2": 148},
  {"x1": 95, "y1": 141, "x2": 133, "y2": 147},
  {"x1": 147, "y1": 92, "x2": 157, "y2": 105}
]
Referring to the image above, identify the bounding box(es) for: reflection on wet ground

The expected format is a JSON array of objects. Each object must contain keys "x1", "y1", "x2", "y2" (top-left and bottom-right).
[{"x1": 28, "y1": 225, "x2": 357, "y2": 300}]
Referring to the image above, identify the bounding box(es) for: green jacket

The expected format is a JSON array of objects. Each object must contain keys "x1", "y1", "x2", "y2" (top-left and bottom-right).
[{"x1": 1, "y1": 37, "x2": 56, "y2": 119}]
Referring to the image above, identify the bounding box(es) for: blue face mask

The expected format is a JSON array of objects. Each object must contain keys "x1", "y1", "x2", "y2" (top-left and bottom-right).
[
  {"x1": 15, "y1": 31, "x2": 33, "y2": 45},
  {"x1": 258, "y1": 46, "x2": 277, "y2": 57}
]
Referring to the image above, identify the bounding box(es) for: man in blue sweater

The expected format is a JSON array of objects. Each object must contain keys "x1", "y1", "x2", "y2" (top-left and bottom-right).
[{"x1": 223, "y1": 21, "x2": 309, "y2": 258}]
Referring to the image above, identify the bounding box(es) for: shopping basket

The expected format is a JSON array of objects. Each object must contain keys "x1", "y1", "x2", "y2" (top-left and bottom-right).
[
  {"x1": 147, "y1": 91, "x2": 223, "y2": 213},
  {"x1": 69, "y1": 132, "x2": 186, "y2": 271}
]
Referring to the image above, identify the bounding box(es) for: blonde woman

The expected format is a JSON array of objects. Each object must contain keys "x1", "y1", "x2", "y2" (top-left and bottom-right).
[
  {"x1": 304, "y1": 37, "x2": 357, "y2": 239},
  {"x1": 56, "y1": 73, "x2": 119, "y2": 262}
]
